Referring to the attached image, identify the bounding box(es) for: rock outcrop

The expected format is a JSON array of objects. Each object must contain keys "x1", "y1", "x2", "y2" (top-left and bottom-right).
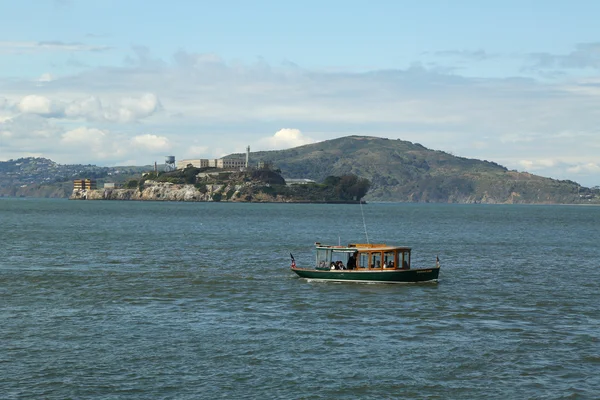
[{"x1": 70, "y1": 180, "x2": 296, "y2": 202}]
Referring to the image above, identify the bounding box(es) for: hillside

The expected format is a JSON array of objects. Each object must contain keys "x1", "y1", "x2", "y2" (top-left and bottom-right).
[
  {"x1": 0, "y1": 157, "x2": 151, "y2": 198},
  {"x1": 242, "y1": 136, "x2": 599, "y2": 204}
]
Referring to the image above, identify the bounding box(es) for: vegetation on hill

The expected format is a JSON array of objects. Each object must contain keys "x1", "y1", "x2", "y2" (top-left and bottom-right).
[{"x1": 241, "y1": 136, "x2": 599, "y2": 204}]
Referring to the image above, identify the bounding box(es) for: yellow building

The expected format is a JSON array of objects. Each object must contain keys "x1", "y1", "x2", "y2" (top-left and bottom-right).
[{"x1": 73, "y1": 179, "x2": 97, "y2": 190}]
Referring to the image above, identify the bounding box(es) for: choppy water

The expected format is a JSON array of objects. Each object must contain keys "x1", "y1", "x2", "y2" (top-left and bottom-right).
[{"x1": 1, "y1": 199, "x2": 599, "y2": 399}]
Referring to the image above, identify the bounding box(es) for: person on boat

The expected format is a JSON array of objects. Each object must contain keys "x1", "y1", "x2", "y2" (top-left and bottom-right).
[
  {"x1": 336, "y1": 261, "x2": 345, "y2": 270},
  {"x1": 402, "y1": 260, "x2": 409, "y2": 269},
  {"x1": 347, "y1": 252, "x2": 357, "y2": 270},
  {"x1": 330, "y1": 262, "x2": 337, "y2": 270}
]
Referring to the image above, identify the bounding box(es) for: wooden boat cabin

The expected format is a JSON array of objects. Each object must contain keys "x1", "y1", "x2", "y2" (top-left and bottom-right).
[{"x1": 315, "y1": 243, "x2": 412, "y2": 271}]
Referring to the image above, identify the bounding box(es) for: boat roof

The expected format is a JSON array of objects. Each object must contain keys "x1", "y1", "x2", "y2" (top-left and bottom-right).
[{"x1": 315, "y1": 243, "x2": 411, "y2": 252}]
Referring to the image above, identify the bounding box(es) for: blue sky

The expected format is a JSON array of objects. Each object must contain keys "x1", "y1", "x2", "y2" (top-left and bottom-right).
[{"x1": 1, "y1": 0, "x2": 599, "y2": 186}]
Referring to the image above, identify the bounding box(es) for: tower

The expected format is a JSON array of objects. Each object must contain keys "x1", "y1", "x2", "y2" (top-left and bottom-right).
[
  {"x1": 245, "y1": 146, "x2": 250, "y2": 168},
  {"x1": 165, "y1": 156, "x2": 176, "y2": 172}
]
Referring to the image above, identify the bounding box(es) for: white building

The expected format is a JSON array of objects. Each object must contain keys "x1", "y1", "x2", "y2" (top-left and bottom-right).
[
  {"x1": 217, "y1": 158, "x2": 246, "y2": 169},
  {"x1": 285, "y1": 178, "x2": 316, "y2": 186},
  {"x1": 177, "y1": 158, "x2": 246, "y2": 170}
]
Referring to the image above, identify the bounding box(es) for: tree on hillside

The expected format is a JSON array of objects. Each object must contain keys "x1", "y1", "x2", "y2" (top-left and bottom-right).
[{"x1": 324, "y1": 174, "x2": 371, "y2": 200}]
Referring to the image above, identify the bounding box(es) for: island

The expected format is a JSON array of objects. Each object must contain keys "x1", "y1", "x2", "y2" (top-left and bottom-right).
[{"x1": 69, "y1": 166, "x2": 371, "y2": 203}]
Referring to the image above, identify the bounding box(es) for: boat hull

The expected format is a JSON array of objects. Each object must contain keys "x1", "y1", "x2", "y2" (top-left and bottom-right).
[{"x1": 291, "y1": 267, "x2": 439, "y2": 283}]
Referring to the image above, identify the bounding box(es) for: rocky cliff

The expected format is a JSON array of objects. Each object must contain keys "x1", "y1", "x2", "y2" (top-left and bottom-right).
[{"x1": 71, "y1": 180, "x2": 308, "y2": 202}]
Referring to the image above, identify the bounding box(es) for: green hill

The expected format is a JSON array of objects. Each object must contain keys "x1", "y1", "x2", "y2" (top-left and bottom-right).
[{"x1": 242, "y1": 136, "x2": 599, "y2": 204}]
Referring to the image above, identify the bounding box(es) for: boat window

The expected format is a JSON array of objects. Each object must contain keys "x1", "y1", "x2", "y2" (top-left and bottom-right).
[
  {"x1": 316, "y1": 249, "x2": 331, "y2": 269},
  {"x1": 401, "y1": 251, "x2": 411, "y2": 269},
  {"x1": 383, "y1": 251, "x2": 395, "y2": 268},
  {"x1": 331, "y1": 251, "x2": 347, "y2": 268},
  {"x1": 371, "y1": 252, "x2": 382, "y2": 269},
  {"x1": 358, "y1": 253, "x2": 368, "y2": 269}
]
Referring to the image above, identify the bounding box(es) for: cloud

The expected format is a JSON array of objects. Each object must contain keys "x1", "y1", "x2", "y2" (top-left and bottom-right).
[
  {"x1": 526, "y1": 42, "x2": 600, "y2": 71},
  {"x1": 428, "y1": 49, "x2": 492, "y2": 61},
  {"x1": 130, "y1": 134, "x2": 171, "y2": 152},
  {"x1": 518, "y1": 159, "x2": 557, "y2": 171},
  {"x1": 64, "y1": 96, "x2": 103, "y2": 120},
  {"x1": 14, "y1": 93, "x2": 161, "y2": 123},
  {"x1": 65, "y1": 93, "x2": 161, "y2": 123},
  {"x1": 61, "y1": 126, "x2": 107, "y2": 145},
  {"x1": 258, "y1": 129, "x2": 317, "y2": 150},
  {"x1": 0, "y1": 96, "x2": 12, "y2": 112},
  {"x1": 1, "y1": 115, "x2": 157, "y2": 164},
  {"x1": 0, "y1": 114, "x2": 63, "y2": 150},
  {"x1": 38, "y1": 73, "x2": 54, "y2": 83},
  {"x1": 124, "y1": 45, "x2": 167, "y2": 69},
  {"x1": 567, "y1": 163, "x2": 600, "y2": 174},
  {"x1": 185, "y1": 145, "x2": 209, "y2": 156},
  {"x1": 499, "y1": 133, "x2": 538, "y2": 143},
  {"x1": 17, "y1": 95, "x2": 64, "y2": 117},
  {"x1": 59, "y1": 127, "x2": 130, "y2": 162},
  {"x1": 0, "y1": 41, "x2": 111, "y2": 55},
  {"x1": 114, "y1": 93, "x2": 162, "y2": 122}
]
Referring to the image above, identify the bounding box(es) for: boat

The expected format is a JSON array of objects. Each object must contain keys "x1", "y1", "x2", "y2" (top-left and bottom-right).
[{"x1": 290, "y1": 242, "x2": 440, "y2": 284}]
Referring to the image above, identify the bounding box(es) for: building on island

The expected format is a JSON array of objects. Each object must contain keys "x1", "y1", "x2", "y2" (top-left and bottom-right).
[
  {"x1": 176, "y1": 159, "x2": 212, "y2": 169},
  {"x1": 176, "y1": 146, "x2": 252, "y2": 171},
  {"x1": 73, "y1": 179, "x2": 97, "y2": 190},
  {"x1": 285, "y1": 178, "x2": 316, "y2": 186}
]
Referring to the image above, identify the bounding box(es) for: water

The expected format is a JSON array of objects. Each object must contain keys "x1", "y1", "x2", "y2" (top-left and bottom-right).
[{"x1": 1, "y1": 199, "x2": 599, "y2": 399}]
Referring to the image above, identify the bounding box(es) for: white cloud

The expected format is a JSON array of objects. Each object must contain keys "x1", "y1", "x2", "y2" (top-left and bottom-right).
[
  {"x1": 184, "y1": 145, "x2": 209, "y2": 157},
  {"x1": 0, "y1": 40, "x2": 111, "y2": 55},
  {"x1": 0, "y1": 113, "x2": 62, "y2": 139},
  {"x1": 499, "y1": 133, "x2": 537, "y2": 143},
  {"x1": 109, "y1": 93, "x2": 161, "y2": 123},
  {"x1": 0, "y1": 97, "x2": 13, "y2": 123},
  {"x1": 61, "y1": 126, "x2": 107, "y2": 145},
  {"x1": 59, "y1": 127, "x2": 127, "y2": 162},
  {"x1": 64, "y1": 96, "x2": 103, "y2": 120},
  {"x1": 130, "y1": 133, "x2": 171, "y2": 152},
  {"x1": 518, "y1": 159, "x2": 557, "y2": 171},
  {"x1": 258, "y1": 128, "x2": 317, "y2": 150},
  {"x1": 18, "y1": 95, "x2": 64, "y2": 117},
  {"x1": 0, "y1": 114, "x2": 64, "y2": 160},
  {"x1": 567, "y1": 163, "x2": 600, "y2": 174},
  {"x1": 13, "y1": 93, "x2": 161, "y2": 123},
  {"x1": 38, "y1": 73, "x2": 54, "y2": 82}
]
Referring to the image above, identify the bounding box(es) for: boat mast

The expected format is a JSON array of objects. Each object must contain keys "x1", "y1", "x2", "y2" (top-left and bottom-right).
[{"x1": 360, "y1": 199, "x2": 369, "y2": 244}]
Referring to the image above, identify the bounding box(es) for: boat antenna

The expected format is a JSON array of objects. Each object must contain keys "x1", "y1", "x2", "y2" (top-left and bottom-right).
[{"x1": 360, "y1": 198, "x2": 369, "y2": 244}]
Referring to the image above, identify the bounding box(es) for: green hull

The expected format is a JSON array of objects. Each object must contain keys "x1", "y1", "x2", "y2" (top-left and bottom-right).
[{"x1": 291, "y1": 267, "x2": 439, "y2": 283}]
